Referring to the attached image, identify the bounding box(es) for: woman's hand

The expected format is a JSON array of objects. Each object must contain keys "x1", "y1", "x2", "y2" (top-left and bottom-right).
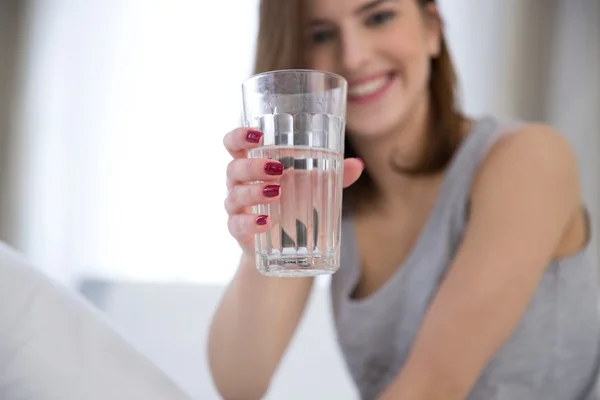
[{"x1": 223, "y1": 127, "x2": 363, "y2": 256}]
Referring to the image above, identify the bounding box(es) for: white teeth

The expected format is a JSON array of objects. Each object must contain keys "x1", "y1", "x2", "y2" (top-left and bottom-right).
[{"x1": 348, "y1": 77, "x2": 388, "y2": 98}]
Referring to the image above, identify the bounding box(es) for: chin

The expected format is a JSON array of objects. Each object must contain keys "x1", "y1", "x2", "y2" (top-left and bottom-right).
[
  {"x1": 346, "y1": 102, "x2": 409, "y2": 139},
  {"x1": 346, "y1": 118, "x2": 395, "y2": 139},
  {"x1": 345, "y1": 74, "x2": 412, "y2": 139}
]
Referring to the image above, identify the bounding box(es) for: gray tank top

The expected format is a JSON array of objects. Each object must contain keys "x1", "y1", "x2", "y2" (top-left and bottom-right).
[{"x1": 331, "y1": 117, "x2": 600, "y2": 400}]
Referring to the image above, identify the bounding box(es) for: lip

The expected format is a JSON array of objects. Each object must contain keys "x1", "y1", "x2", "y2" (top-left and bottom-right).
[{"x1": 347, "y1": 73, "x2": 395, "y2": 105}]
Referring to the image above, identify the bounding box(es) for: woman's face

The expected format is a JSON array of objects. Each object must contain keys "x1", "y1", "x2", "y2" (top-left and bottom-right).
[{"x1": 305, "y1": 0, "x2": 441, "y2": 138}]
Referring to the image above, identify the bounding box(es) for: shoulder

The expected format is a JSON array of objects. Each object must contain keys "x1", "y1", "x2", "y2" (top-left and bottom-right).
[
  {"x1": 464, "y1": 123, "x2": 582, "y2": 248},
  {"x1": 489, "y1": 122, "x2": 575, "y2": 158},
  {"x1": 472, "y1": 122, "x2": 580, "y2": 203}
]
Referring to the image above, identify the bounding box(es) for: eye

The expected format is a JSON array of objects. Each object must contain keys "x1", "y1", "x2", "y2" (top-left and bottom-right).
[
  {"x1": 311, "y1": 30, "x2": 335, "y2": 44},
  {"x1": 365, "y1": 11, "x2": 396, "y2": 27}
]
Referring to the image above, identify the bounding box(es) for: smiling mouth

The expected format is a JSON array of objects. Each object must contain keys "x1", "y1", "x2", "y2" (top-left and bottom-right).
[{"x1": 347, "y1": 73, "x2": 395, "y2": 103}]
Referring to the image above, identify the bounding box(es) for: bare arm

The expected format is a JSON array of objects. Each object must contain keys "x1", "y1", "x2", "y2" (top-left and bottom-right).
[
  {"x1": 378, "y1": 125, "x2": 582, "y2": 400},
  {"x1": 208, "y1": 255, "x2": 314, "y2": 399},
  {"x1": 208, "y1": 127, "x2": 363, "y2": 399}
]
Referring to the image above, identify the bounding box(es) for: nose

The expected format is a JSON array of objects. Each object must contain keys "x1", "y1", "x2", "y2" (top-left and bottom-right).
[{"x1": 339, "y1": 29, "x2": 370, "y2": 74}]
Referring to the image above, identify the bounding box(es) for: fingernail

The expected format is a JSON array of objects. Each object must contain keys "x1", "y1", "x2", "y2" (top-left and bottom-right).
[
  {"x1": 246, "y1": 130, "x2": 263, "y2": 143},
  {"x1": 256, "y1": 215, "x2": 268, "y2": 226},
  {"x1": 263, "y1": 185, "x2": 280, "y2": 198},
  {"x1": 265, "y1": 162, "x2": 284, "y2": 175}
]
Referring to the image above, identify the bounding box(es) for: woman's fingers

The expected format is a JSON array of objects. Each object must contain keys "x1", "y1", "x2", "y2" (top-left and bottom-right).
[
  {"x1": 342, "y1": 157, "x2": 364, "y2": 188},
  {"x1": 225, "y1": 183, "x2": 281, "y2": 214},
  {"x1": 223, "y1": 127, "x2": 263, "y2": 158},
  {"x1": 227, "y1": 214, "x2": 271, "y2": 243},
  {"x1": 226, "y1": 158, "x2": 284, "y2": 185}
]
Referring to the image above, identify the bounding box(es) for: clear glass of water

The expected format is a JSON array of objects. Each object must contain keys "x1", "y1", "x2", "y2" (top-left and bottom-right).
[{"x1": 241, "y1": 69, "x2": 348, "y2": 277}]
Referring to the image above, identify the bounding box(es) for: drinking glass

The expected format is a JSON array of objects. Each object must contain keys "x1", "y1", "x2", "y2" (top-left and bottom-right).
[{"x1": 241, "y1": 69, "x2": 348, "y2": 277}]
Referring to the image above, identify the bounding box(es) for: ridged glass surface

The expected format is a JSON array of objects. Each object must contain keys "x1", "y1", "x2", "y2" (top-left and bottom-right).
[{"x1": 242, "y1": 70, "x2": 347, "y2": 277}]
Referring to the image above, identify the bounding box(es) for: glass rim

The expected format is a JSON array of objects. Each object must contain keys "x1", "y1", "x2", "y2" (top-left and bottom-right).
[{"x1": 242, "y1": 69, "x2": 347, "y2": 90}]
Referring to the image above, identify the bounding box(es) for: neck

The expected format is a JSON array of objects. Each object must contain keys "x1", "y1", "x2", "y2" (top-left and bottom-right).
[{"x1": 351, "y1": 95, "x2": 440, "y2": 211}]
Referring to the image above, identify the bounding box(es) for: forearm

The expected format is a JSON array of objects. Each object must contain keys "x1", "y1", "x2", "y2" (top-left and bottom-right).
[{"x1": 208, "y1": 254, "x2": 313, "y2": 400}]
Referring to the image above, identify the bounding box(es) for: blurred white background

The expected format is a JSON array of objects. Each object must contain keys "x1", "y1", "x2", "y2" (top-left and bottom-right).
[
  {"x1": 4, "y1": 0, "x2": 259, "y2": 285},
  {"x1": 0, "y1": 1, "x2": 598, "y2": 399}
]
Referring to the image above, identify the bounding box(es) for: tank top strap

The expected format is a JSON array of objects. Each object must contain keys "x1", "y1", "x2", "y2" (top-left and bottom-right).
[{"x1": 442, "y1": 117, "x2": 523, "y2": 203}]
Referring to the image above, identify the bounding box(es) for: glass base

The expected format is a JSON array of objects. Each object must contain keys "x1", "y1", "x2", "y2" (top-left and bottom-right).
[{"x1": 256, "y1": 253, "x2": 339, "y2": 277}]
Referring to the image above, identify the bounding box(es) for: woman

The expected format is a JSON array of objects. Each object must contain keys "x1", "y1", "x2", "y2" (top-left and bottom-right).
[{"x1": 208, "y1": 0, "x2": 600, "y2": 399}]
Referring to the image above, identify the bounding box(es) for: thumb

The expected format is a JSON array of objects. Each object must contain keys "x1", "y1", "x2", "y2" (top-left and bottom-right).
[{"x1": 342, "y1": 158, "x2": 364, "y2": 188}]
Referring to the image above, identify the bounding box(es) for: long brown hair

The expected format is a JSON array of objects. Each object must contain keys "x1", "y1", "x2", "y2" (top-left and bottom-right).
[{"x1": 253, "y1": 0, "x2": 463, "y2": 211}]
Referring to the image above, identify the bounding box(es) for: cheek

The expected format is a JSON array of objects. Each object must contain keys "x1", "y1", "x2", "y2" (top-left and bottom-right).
[
  {"x1": 307, "y1": 48, "x2": 337, "y2": 72},
  {"x1": 381, "y1": 24, "x2": 426, "y2": 65},
  {"x1": 387, "y1": 33, "x2": 432, "y2": 88}
]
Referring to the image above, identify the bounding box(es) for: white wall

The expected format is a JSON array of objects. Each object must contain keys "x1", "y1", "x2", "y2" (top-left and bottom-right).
[
  {"x1": 9, "y1": 0, "x2": 260, "y2": 285},
  {"x1": 546, "y1": 1, "x2": 600, "y2": 257}
]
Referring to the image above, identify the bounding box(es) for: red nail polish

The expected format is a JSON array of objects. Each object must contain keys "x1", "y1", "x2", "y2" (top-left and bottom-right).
[
  {"x1": 246, "y1": 130, "x2": 263, "y2": 143},
  {"x1": 263, "y1": 185, "x2": 280, "y2": 198},
  {"x1": 264, "y1": 162, "x2": 284, "y2": 175},
  {"x1": 256, "y1": 215, "x2": 268, "y2": 226}
]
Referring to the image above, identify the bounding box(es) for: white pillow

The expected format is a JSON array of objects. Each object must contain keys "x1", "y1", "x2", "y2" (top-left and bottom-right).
[{"x1": 0, "y1": 241, "x2": 193, "y2": 400}]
